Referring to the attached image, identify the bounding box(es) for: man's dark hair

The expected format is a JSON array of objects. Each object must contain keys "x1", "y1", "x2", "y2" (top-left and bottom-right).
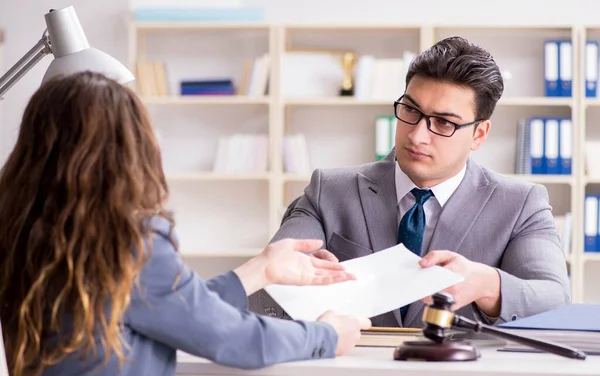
[{"x1": 405, "y1": 36, "x2": 504, "y2": 120}]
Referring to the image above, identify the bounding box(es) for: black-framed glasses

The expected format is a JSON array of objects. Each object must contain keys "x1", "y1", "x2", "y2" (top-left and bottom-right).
[{"x1": 393, "y1": 95, "x2": 483, "y2": 137}]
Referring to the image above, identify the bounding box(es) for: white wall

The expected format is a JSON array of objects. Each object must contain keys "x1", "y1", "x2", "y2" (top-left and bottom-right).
[
  {"x1": 0, "y1": 0, "x2": 599, "y2": 160},
  {"x1": 0, "y1": 0, "x2": 130, "y2": 161}
]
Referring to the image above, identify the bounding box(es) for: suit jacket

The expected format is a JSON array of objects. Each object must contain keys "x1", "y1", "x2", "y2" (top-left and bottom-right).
[
  {"x1": 249, "y1": 151, "x2": 571, "y2": 328},
  {"x1": 39, "y1": 217, "x2": 337, "y2": 376}
]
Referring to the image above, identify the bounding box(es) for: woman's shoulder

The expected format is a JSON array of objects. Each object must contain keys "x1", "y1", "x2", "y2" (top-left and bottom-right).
[{"x1": 142, "y1": 214, "x2": 180, "y2": 252}]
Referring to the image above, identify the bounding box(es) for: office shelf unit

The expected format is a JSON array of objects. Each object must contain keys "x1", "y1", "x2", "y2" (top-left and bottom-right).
[
  {"x1": 580, "y1": 25, "x2": 600, "y2": 304},
  {"x1": 128, "y1": 21, "x2": 598, "y2": 302}
]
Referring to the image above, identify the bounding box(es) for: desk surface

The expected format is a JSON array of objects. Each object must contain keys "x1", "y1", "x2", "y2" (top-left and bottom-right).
[{"x1": 176, "y1": 343, "x2": 600, "y2": 376}]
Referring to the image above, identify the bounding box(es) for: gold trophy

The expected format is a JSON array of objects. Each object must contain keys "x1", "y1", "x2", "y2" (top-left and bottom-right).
[{"x1": 339, "y1": 52, "x2": 357, "y2": 96}]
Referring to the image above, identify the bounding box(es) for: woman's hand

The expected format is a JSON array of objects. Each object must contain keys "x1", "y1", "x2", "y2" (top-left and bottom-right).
[
  {"x1": 263, "y1": 239, "x2": 354, "y2": 286},
  {"x1": 234, "y1": 239, "x2": 355, "y2": 296}
]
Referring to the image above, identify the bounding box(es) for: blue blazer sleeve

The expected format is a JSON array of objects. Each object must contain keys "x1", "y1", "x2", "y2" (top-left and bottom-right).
[
  {"x1": 205, "y1": 271, "x2": 248, "y2": 309},
  {"x1": 124, "y1": 218, "x2": 338, "y2": 370}
]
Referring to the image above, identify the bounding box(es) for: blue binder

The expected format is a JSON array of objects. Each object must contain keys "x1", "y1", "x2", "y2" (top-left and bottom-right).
[
  {"x1": 585, "y1": 40, "x2": 599, "y2": 98},
  {"x1": 544, "y1": 40, "x2": 560, "y2": 97},
  {"x1": 596, "y1": 195, "x2": 600, "y2": 252},
  {"x1": 529, "y1": 117, "x2": 545, "y2": 174},
  {"x1": 543, "y1": 118, "x2": 559, "y2": 175},
  {"x1": 584, "y1": 195, "x2": 598, "y2": 252},
  {"x1": 597, "y1": 196, "x2": 600, "y2": 252},
  {"x1": 558, "y1": 118, "x2": 572, "y2": 175},
  {"x1": 559, "y1": 41, "x2": 572, "y2": 97},
  {"x1": 499, "y1": 304, "x2": 600, "y2": 332}
]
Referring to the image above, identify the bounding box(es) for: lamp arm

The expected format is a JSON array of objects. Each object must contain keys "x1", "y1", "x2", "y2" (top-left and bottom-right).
[{"x1": 0, "y1": 30, "x2": 52, "y2": 100}]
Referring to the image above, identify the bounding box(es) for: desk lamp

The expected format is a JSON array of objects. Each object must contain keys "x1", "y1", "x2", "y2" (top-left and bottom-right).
[
  {"x1": 0, "y1": 6, "x2": 134, "y2": 100},
  {"x1": 394, "y1": 292, "x2": 586, "y2": 361}
]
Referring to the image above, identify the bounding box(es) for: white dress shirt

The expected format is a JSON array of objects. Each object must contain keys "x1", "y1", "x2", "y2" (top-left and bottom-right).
[{"x1": 395, "y1": 161, "x2": 467, "y2": 255}]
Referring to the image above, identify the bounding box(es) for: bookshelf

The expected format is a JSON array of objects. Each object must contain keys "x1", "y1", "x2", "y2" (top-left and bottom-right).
[
  {"x1": 580, "y1": 25, "x2": 600, "y2": 304},
  {"x1": 128, "y1": 21, "x2": 599, "y2": 303}
]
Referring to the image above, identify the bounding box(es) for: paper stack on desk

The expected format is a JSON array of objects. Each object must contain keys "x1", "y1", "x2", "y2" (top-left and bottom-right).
[
  {"x1": 264, "y1": 244, "x2": 465, "y2": 321},
  {"x1": 358, "y1": 328, "x2": 424, "y2": 347}
]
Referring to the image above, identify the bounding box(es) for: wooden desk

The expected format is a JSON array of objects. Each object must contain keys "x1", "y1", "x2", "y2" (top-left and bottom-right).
[{"x1": 175, "y1": 343, "x2": 600, "y2": 376}]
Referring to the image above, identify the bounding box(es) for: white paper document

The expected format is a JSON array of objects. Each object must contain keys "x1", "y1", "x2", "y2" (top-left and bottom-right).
[{"x1": 264, "y1": 244, "x2": 465, "y2": 321}]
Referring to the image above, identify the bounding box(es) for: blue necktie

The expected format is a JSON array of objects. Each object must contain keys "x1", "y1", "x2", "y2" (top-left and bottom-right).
[{"x1": 397, "y1": 188, "x2": 433, "y2": 321}]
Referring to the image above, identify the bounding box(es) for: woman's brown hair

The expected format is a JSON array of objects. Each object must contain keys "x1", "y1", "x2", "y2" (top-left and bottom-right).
[{"x1": 0, "y1": 71, "x2": 172, "y2": 376}]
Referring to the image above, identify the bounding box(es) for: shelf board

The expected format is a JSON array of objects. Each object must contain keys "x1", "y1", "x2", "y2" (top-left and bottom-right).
[
  {"x1": 506, "y1": 174, "x2": 573, "y2": 185},
  {"x1": 284, "y1": 98, "x2": 392, "y2": 106},
  {"x1": 584, "y1": 98, "x2": 600, "y2": 107},
  {"x1": 133, "y1": 21, "x2": 270, "y2": 31},
  {"x1": 584, "y1": 253, "x2": 600, "y2": 262},
  {"x1": 284, "y1": 173, "x2": 312, "y2": 182},
  {"x1": 497, "y1": 97, "x2": 573, "y2": 106},
  {"x1": 142, "y1": 96, "x2": 270, "y2": 105},
  {"x1": 167, "y1": 172, "x2": 271, "y2": 181},
  {"x1": 585, "y1": 176, "x2": 600, "y2": 184},
  {"x1": 283, "y1": 23, "x2": 422, "y2": 31},
  {"x1": 181, "y1": 248, "x2": 262, "y2": 258},
  {"x1": 433, "y1": 24, "x2": 574, "y2": 30},
  {"x1": 283, "y1": 97, "x2": 572, "y2": 107}
]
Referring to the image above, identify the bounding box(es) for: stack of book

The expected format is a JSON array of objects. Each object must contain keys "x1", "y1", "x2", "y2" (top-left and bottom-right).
[
  {"x1": 358, "y1": 327, "x2": 424, "y2": 348},
  {"x1": 134, "y1": 55, "x2": 270, "y2": 98},
  {"x1": 212, "y1": 134, "x2": 269, "y2": 173},
  {"x1": 180, "y1": 79, "x2": 234, "y2": 96},
  {"x1": 353, "y1": 51, "x2": 417, "y2": 100},
  {"x1": 283, "y1": 134, "x2": 311, "y2": 174}
]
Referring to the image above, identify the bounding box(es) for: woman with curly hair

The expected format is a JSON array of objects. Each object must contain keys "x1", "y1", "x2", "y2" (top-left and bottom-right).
[{"x1": 0, "y1": 71, "x2": 370, "y2": 376}]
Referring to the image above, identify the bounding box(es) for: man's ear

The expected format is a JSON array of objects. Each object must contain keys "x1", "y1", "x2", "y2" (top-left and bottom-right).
[{"x1": 471, "y1": 120, "x2": 491, "y2": 151}]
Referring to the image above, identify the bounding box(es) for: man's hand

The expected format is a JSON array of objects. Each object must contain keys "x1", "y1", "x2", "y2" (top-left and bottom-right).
[
  {"x1": 234, "y1": 239, "x2": 355, "y2": 295},
  {"x1": 419, "y1": 250, "x2": 501, "y2": 317}
]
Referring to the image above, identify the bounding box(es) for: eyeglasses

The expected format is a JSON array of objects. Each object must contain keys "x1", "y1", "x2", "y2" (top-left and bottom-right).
[{"x1": 393, "y1": 95, "x2": 483, "y2": 137}]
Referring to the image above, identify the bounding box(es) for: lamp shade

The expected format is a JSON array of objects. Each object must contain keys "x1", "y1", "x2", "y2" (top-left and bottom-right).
[{"x1": 41, "y1": 6, "x2": 134, "y2": 85}]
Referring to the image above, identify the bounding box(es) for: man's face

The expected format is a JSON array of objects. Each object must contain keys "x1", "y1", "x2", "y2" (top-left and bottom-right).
[{"x1": 394, "y1": 75, "x2": 490, "y2": 188}]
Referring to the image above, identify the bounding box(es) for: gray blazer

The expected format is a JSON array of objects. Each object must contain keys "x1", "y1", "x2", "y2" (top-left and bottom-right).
[
  {"x1": 249, "y1": 151, "x2": 571, "y2": 328},
  {"x1": 40, "y1": 217, "x2": 337, "y2": 376}
]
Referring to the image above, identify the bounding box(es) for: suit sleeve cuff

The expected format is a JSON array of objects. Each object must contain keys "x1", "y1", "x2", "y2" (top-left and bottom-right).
[
  {"x1": 493, "y1": 268, "x2": 523, "y2": 324},
  {"x1": 305, "y1": 321, "x2": 338, "y2": 360},
  {"x1": 206, "y1": 271, "x2": 249, "y2": 310},
  {"x1": 470, "y1": 267, "x2": 503, "y2": 325}
]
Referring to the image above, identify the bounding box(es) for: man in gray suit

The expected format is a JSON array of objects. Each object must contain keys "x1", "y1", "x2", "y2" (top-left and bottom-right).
[{"x1": 250, "y1": 35, "x2": 571, "y2": 328}]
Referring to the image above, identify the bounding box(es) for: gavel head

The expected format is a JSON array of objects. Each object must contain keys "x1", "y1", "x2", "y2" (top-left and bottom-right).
[{"x1": 421, "y1": 292, "x2": 457, "y2": 343}]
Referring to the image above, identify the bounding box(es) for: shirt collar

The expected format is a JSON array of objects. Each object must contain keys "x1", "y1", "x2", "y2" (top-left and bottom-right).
[{"x1": 394, "y1": 160, "x2": 466, "y2": 208}]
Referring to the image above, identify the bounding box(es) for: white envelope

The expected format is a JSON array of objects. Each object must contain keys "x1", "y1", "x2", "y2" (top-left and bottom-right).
[{"x1": 264, "y1": 244, "x2": 465, "y2": 321}]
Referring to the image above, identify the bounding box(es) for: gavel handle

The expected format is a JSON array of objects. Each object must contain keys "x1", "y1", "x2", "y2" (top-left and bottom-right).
[{"x1": 453, "y1": 316, "x2": 586, "y2": 360}]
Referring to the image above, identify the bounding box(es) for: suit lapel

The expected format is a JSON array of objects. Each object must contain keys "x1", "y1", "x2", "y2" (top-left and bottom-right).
[
  {"x1": 404, "y1": 159, "x2": 498, "y2": 327},
  {"x1": 357, "y1": 152, "x2": 398, "y2": 253}
]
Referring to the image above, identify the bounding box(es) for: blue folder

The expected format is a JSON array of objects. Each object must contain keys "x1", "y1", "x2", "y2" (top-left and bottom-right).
[{"x1": 498, "y1": 304, "x2": 600, "y2": 332}]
